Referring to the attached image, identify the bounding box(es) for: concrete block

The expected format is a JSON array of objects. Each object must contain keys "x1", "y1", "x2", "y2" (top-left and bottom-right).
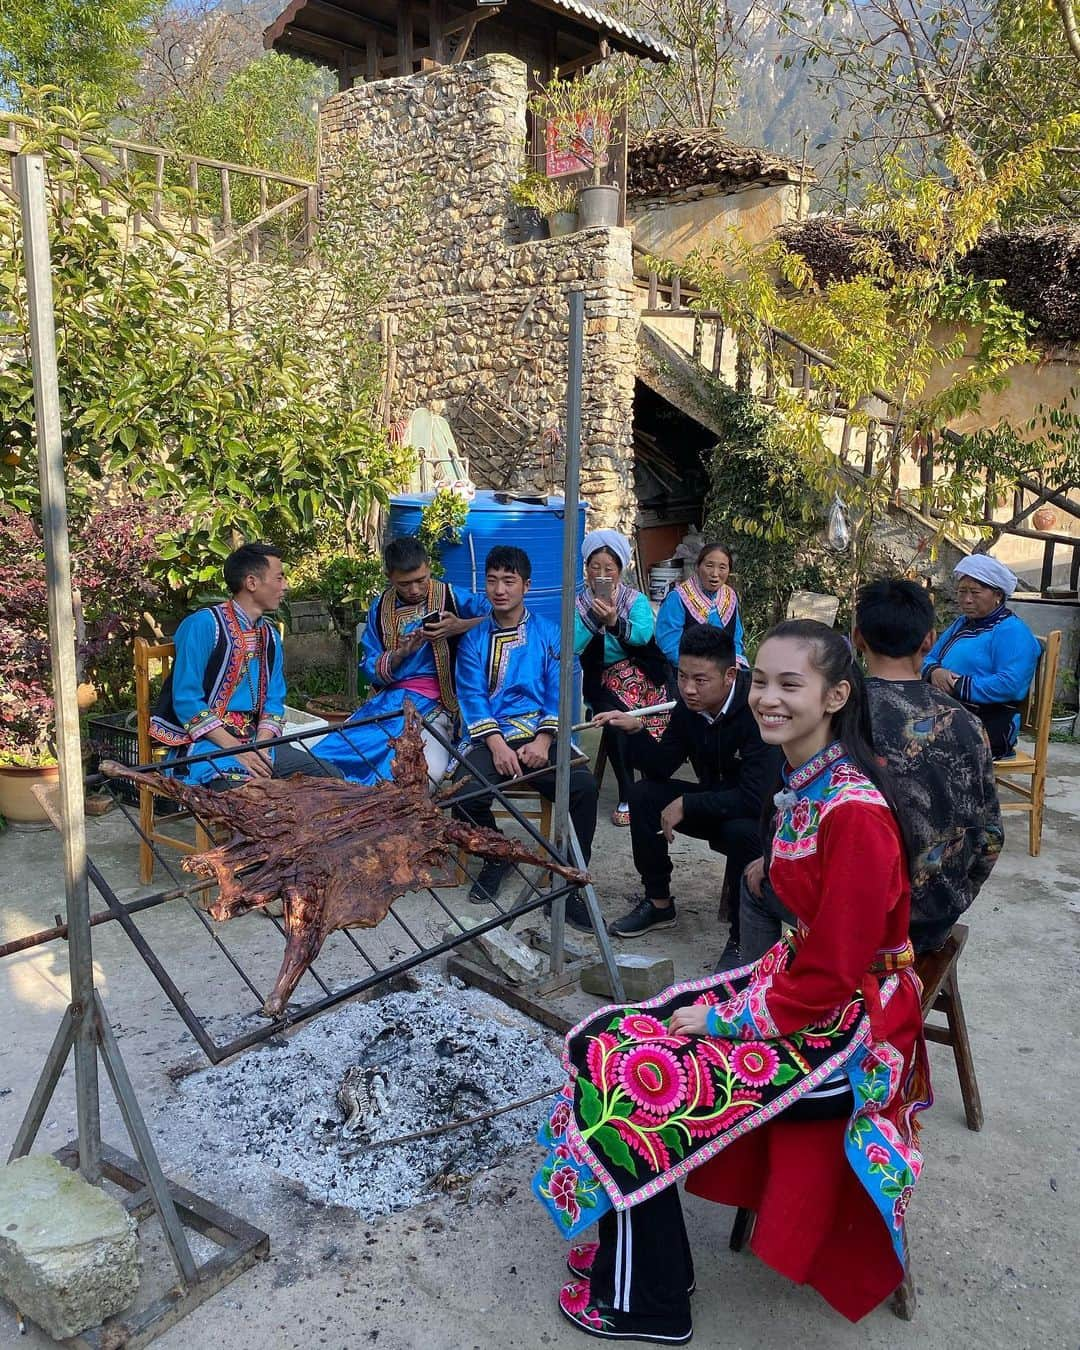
[
  {"x1": 0, "y1": 1156, "x2": 139, "y2": 1341},
  {"x1": 445, "y1": 915, "x2": 544, "y2": 983},
  {"x1": 580, "y1": 954, "x2": 675, "y2": 1003}
]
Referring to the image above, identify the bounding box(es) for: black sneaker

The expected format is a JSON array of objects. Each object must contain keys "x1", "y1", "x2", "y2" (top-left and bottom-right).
[
  {"x1": 713, "y1": 937, "x2": 743, "y2": 973},
  {"x1": 542, "y1": 890, "x2": 595, "y2": 934},
  {"x1": 469, "y1": 858, "x2": 512, "y2": 904},
  {"x1": 608, "y1": 897, "x2": 677, "y2": 938}
]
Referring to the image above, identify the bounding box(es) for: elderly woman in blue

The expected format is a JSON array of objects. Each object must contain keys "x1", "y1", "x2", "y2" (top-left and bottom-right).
[
  {"x1": 655, "y1": 542, "x2": 746, "y2": 676},
  {"x1": 573, "y1": 530, "x2": 670, "y2": 827},
  {"x1": 922, "y1": 554, "x2": 1040, "y2": 759}
]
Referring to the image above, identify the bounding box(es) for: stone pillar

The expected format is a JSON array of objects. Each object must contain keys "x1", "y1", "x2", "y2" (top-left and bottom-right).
[{"x1": 320, "y1": 55, "x2": 638, "y2": 532}]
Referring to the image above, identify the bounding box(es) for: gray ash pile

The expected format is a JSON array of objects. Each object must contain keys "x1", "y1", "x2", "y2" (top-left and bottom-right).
[{"x1": 156, "y1": 976, "x2": 561, "y2": 1219}]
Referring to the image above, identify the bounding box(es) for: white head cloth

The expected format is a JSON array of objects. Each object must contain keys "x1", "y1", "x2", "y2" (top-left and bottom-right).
[
  {"x1": 954, "y1": 554, "x2": 1019, "y2": 598},
  {"x1": 582, "y1": 529, "x2": 631, "y2": 572}
]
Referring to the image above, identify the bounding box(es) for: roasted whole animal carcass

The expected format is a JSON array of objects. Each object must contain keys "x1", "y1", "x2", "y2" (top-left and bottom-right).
[{"x1": 101, "y1": 706, "x2": 587, "y2": 1016}]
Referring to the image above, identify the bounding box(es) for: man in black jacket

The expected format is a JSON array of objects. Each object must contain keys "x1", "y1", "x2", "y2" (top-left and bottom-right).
[{"x1": 595, "y1": 624, "x2": 781, "y2": 958}]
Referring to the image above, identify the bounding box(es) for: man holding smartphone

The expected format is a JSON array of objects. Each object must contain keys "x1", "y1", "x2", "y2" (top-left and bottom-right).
[
  {"x1": 316, "y1": 536, "x2": 487, "y2": 786},
  {"x1": 451, "y1": 545, "x2": 599, "y2": 918}
]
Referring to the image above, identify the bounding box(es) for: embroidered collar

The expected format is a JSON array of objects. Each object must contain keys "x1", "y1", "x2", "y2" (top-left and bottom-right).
[
  {"x1": 490, "y1": 608, "x2": 530, "y2": 634},
  {"x1": 959, "y1": 603, "x2": 1011, "y2": 632},
  {"x1": 784, "y1": 740, "x2": 846, "y2": 792}
]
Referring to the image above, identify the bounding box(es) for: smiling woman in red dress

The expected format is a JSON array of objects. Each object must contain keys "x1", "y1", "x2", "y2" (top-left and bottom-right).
[{"x1": 533, "y1": 620, "x2": 931, "y2": 1343}]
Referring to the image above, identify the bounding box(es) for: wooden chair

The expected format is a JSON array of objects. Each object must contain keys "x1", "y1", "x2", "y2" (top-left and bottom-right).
[
  {"x1": 728, "y1": 921, "x2": 982, "y2": 1321},
  {"x1": 993, "y1": 629, "x2": 1061, "y2": 857},
  {"x1": 133, "y1": 637, "x2": 211, "y2": 885}
]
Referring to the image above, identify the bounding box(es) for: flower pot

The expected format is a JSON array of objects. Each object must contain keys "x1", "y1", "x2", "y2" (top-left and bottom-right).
[
  {"x1": 0, "y1": 763, "x2": 60, "y2": 829},
  {"x1": 546, "y1": 210, "x2": 578, "y2": 238},
  {"x1": 512, "y1": 205, "x2": 547, "y2": 243},
  {"x1": 576, "y1": 184, "x2": 620, "y2": 229},
  {"x1": 76, "y1": 682, "x2": 99, "y2": 712},
  {"x1": 304, "y1": 695, "x2": 354, "y2": 726},
  {"x1": 1051, "y1": 713, "x2": 1076, "y2": 736}
]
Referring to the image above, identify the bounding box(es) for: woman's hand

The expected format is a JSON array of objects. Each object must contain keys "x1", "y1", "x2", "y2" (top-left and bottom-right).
[
  {"x1": 668, "y1": 1005, "x2": 710, "y2": 1037},
  {"x1": 590, "y1": 596, "x2": 618, "y2": 628},
  {"x1": 929, "y1": 666, "x2": 957, "y2": 693}
]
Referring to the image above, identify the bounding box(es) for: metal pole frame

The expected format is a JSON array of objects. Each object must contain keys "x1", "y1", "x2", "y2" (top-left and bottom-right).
[
  {"x1": 549, "y1": 287, "x2": 624, "y2": 1000},
  {"x1": 17, "y1": 150, "x2": 102, "y2": 1183}
]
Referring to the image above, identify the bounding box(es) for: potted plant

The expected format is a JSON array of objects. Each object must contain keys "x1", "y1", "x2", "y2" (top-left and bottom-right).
[
  {"x1": 1051, "y1": 670, "x2": 1078, "y2": 736},
  {"x1": 509, "y1": 173, "x2": 550, "y2": 242},
  {"x1": 530, "y1": 63, "x2": 643, "y2": 229},
  {"x1": 510, "y1": 171, "x2": 578, "y2": 238},
  {"x1": 308, "y1": 552, "x2": 385, "y2": 714},
  {"x1": 0, "y1": 509, "x2": 59, "y2": 826}
]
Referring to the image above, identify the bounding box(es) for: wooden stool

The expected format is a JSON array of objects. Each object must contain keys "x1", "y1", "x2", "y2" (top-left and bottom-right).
[{"x1": 914, "y1": 922, "x2": 983, "y2": 1132}]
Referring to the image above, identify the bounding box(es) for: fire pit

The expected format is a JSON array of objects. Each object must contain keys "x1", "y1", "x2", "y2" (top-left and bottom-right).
[{"x1": 155, "y1": 975, "x2": 561, "y2": 1219}]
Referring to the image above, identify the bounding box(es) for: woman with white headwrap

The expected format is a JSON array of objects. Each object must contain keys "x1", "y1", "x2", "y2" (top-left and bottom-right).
[
  {"x1": 574, "y1": 530, "x2": 670, "y2": 826},
  {"x1": 921, "y1": 555, "x2": 1040, "y2": 757}
]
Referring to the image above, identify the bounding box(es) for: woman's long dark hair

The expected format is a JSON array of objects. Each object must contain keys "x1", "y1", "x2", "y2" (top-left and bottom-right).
[{"x1": 757, "y1": 619, "x2": 910, "y2": 855}]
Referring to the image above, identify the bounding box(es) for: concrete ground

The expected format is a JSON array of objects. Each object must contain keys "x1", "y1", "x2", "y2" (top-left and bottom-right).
[{"x1": 1, "y1": 741, "x2": 1079, "y2": 1350}]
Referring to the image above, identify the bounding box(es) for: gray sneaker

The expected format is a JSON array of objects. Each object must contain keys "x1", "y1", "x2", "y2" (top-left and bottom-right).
[{"x1": 608, "y1": 897, "x2": 677, "y2": 938}]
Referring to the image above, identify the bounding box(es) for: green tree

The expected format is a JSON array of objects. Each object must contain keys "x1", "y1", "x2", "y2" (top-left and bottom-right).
[
  {"x1": 677, "y1": 129, "x2": 1077, "y2": 611},
  {"x1": 0, "y1": 0, "x2": 161, "y2": 105},
  {"x1": 0, "y1": 102, "x2": 413, "y2": 598}
]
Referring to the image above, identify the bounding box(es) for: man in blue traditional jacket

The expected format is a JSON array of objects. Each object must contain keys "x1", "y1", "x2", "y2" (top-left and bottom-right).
[
  {"x1": 316, "y1": 536, "x2": 488, "y2": 786},
  {"x1": 451, "y1": 545, "x2": 598, "y2": 921},
  {"x1": 151, "y1": 543, "x2": 338, "y2": 786}
]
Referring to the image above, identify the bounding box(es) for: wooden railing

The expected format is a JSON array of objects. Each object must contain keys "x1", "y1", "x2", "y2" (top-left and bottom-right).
[
  {"x1": 0, "y1": 120, "x2": 318, "y2": 261},
  {"x1": 633, "y1": 243, "x2": 900, "y2": 479}
]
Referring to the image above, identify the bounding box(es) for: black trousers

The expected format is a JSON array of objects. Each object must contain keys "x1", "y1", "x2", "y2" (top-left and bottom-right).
[
  {"x1": 451, "y1": 736, "x2": 598, "y2": 865},
  {"x1": 628, "y1": 778, "x2": 763, "y2": 943},
  {"x1": 590, "y1": 1187, "x2": 693, "y2": 1326}
]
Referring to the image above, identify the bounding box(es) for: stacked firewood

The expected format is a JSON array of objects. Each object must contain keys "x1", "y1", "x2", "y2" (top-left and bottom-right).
[{"x1": 628, "y1": 128, "x2": 804, "y2": 199}]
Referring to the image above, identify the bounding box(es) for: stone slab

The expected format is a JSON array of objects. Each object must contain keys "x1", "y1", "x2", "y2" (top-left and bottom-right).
[
  {"x1": 0, "y1": 1155, "x2": 139, "y2": 1341},
  {"x1": 444, "y1": 915, "x2": 544, "y2": 984},
  {"x1": 580, "y1": 953, "x2": 675, "y2": 1002}
]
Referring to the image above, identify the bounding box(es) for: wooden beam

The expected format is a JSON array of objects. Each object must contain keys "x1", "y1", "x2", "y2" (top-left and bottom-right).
[
  {"x1": 554, "y1": 47, "x2": 604, "y2": 76},
  {"x1": 431, "y1": 0, "x2": 447, "y2": 64},
  {"x1": 398, "y1": 1, "x2": 414, "y2": 74},
  {"x1": 306, "y1": 0, "x2": 396, "y2": 37}
]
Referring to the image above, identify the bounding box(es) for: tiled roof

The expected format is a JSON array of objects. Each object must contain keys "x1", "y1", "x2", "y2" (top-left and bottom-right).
[{"x1": 545, "y1": 0, "x2": 676, "y2": 62}]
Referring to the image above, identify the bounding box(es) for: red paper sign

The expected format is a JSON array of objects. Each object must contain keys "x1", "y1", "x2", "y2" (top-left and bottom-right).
[{"x1": 545, "y1": 114, "x2": 611, "y2": 179}]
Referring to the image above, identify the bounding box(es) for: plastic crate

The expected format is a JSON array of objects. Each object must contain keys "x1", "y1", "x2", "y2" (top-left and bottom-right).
[{"x1": 85, "y1": 711, "x2": 178, "y2": 813}]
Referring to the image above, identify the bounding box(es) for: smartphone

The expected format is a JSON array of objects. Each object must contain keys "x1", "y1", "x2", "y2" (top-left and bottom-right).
[
  {"x1": 593, "y1": 577, "x2": 614, "y2": 602},
  {"x1": 421, "y1": 610, "x2": 443, "y2": 628}
]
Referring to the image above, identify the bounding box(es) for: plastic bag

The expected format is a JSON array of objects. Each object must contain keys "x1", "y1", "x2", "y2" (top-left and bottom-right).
[{"x1": 825, "y1": 495, "x2": 851, "y2": 553}]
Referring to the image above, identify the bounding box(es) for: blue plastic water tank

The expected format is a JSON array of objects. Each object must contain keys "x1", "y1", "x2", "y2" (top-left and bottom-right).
[{"x1": 387, "y1": 491, "x2": 586, "y2": 632}]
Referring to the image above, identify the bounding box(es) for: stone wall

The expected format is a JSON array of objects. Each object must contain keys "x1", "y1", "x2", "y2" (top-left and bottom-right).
[{"x1": 320, "y1": 55, "x2": 638, "y2": 531}]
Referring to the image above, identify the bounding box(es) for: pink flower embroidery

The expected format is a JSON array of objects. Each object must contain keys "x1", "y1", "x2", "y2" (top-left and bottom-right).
[
  {"x1": 619, "y1": 1013, "x2": 668, "y2": 1040},
  {"x1": 790, "y1": 797, "x2": 814, "y2": 834},
  {"x1": 892, "y1": 1184, "x2": 914, "y2": 1229},
  {"x1": 865, "y1": 1143, "x2": 891, "y2": 1167},
  {"x1": 559, "y1": 1279, "x2": 592, "y2": 1316},
  {"x1": 579, "y1": 1307, "x2": 607, "y2": 1331},
  {"x1": 548, "y1": 1166, "x2": 581, "y2": 1223},
  {"x1": 730, "y1": 1042, "x2": 781, "y2": 1087},
  {"x1": 618, "y1": 1044, "x2": 687, "y2": 1114},
  {"x1": 567, "y1": 1242, "x2": 598, "y2": 1276},
  {"x1": 549, "y1": 1101, "x2": 572, "y2": 1138},
  {"x1": 586, "y1": 1032, "x2": 620, "y2": 1091},
  {"x1": 555, "y1": 1137, "x2": 588, "y2": 1165}
]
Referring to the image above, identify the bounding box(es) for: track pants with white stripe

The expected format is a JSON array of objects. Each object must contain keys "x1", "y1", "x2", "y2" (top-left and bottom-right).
[{"x1": 589, "y1": 1186, "x2": 694, "y2": 1329}]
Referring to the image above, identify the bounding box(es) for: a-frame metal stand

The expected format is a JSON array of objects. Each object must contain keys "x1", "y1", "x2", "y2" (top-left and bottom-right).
[{"x1": 7, "y1": 151, "x2": 267, "y2": 1348}]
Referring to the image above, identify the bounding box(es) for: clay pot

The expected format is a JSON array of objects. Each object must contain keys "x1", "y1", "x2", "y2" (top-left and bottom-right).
[
  {"x1": 0, "y1": 763, "x2": 60, "y2": 828},
  {"x1": 1031, "y1": 505, "x2": 1057, "y2": 532},
  {"x1": 76, "y1": 682, "x2": 98, "y2": 712},
  {"x1": 303, "y1": 695, "x2": 354, "y2": 726}
]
